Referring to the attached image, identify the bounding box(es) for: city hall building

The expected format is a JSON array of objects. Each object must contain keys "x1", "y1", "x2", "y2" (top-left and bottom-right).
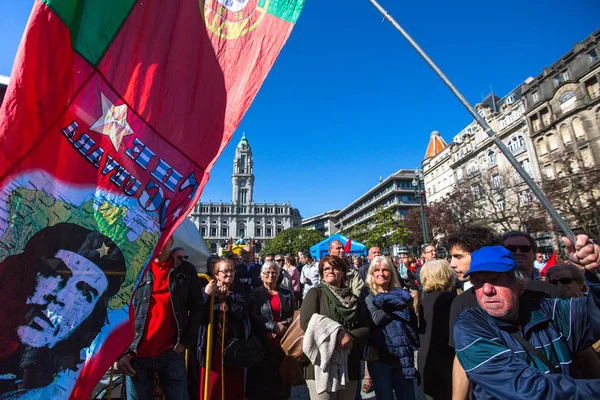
[{"x1": 189, "y1": 134, "x2": 302, "y2": 253}]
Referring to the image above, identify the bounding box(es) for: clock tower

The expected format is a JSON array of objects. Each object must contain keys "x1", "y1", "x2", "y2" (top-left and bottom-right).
[{"x1": 232, "y1": 133, "x2": 254, "y2": 205}]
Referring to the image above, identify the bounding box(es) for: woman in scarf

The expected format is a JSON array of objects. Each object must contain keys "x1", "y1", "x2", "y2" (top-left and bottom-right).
[
  {"x1": 300, "y1": 255, "x2": 369, "y2": 400},
  {"x1": 364, "y1": 256, "x2": 419, "y2": 400},
  {"x1": 247, "y1": 261, "x2": 295, "y2": 400},
  {"x1": 198, "y1": 258, "x2": 247, "y2": 400}
]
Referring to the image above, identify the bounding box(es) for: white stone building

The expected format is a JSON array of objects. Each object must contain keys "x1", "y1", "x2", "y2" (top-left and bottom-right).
[{"x1": 189, "y1": 134, "x2": 302, "y2": 253}]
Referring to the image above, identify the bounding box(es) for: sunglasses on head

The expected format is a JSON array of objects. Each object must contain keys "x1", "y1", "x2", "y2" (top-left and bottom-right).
[
  {"x1": 549, "y1": 277, "x2": 574, "y2": 285},
  {"x1": 505, "y1": 245, "x2": 532, "y2": 253}
]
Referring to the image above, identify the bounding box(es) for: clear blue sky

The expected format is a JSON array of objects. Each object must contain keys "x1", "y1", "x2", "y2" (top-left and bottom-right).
[{"x1": 1, "y1": 0, "x2": 599, "y2": 219}]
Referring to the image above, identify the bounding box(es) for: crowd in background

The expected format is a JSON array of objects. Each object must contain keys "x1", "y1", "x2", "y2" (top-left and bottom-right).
[{"x1": 116, "y1": 226, "x2": 600, "y2": 400}]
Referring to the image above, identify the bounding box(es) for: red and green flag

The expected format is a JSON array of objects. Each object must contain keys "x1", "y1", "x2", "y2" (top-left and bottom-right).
[{"x1": 0, "y1": 0, "x2": 304, "y2": 398}]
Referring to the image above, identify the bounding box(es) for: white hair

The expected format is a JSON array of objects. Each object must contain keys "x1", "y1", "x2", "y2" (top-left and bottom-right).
[{"x1": 261, "y1": 261, "x2": 280, "y2": 276}]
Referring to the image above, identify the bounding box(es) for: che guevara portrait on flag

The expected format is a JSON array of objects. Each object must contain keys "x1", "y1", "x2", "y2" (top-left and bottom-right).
[{"x1": 0, "y1": 223, "x2": 126, "y2": 397}]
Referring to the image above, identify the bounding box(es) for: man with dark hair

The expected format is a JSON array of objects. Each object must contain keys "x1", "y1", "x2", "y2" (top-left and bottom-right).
[
  {"x1": 0, "y1": 223, "x2": 126, "y2": 395},
  {"x1": 546, "y1": 263, "x2": 588, "y2": 298},
  {"x1": 502, "y1": 231, "x2": 540, "y2": 280},
  {"x1": 234, "y1": 245, "x2": 262, "y2": 293},
  {"x1": 171, "y1": 247, "x2": 188, "y2": 262},
  {"x1": 117, "y1": 236, "x2": 203, "y2": 400},
  {"x1": 453, "y1": 241, "x2": 600, "y2": 399}
]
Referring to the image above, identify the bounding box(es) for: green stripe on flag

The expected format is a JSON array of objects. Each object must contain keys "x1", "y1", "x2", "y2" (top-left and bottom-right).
[
  {"x1": 263, "y1": 0, "x2": 305, "y2": 23},
  {"x1": 42, "y1": 0, "x2": 136, "y2": 66}
]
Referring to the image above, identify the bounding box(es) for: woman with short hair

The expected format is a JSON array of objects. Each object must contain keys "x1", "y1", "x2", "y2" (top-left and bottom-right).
[
  {"x1": 246, "y1": 261, "x2": 295, "y2": 400},
  {"x1": 364, "y1": 255, "x2": 419, "y2": 400},
  {"x1": 417, "y1": 260, "x2": 456, "y2": 400}
]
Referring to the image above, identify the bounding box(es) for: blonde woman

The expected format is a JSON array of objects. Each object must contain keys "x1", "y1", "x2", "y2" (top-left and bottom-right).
[
  {"x1": 417, "y1": 260, "x2": 456, "y2": 400},
  {"x1": 364, "y1": 256, "x2": 418, "y2": 400}
]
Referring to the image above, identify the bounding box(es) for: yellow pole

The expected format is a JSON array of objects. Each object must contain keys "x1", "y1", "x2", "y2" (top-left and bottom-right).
[
  {"x1": 197, "y1": 273, "x2": 214, "y2": 400},
  {"x1": 106, "y1": 364, "x2": 115, "y2": 400}
]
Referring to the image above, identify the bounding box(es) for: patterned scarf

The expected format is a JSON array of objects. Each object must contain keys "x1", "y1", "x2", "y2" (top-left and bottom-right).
[{"x1": 319, "y1": 282, "x2": 359, "y2": 330}]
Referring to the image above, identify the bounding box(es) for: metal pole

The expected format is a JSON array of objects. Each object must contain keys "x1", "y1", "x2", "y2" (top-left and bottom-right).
[
  {"x1": 420, "y1": 181, "x2": 429, "y2": 243},
  {"x1": 367, "y1": 0, "x2": 576, "y2": 244}
]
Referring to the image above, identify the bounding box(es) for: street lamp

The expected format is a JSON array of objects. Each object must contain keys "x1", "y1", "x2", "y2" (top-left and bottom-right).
[
  {"x1": 299, "y1": 233, "x2": 303, "y2": 254},
  {"x1": 412, "y1": 170, "x2": 429, "y2": 245}
]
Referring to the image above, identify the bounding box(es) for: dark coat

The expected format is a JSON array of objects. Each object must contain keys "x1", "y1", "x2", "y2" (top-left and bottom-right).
[
  {"x1": 248, "y1": 286, "x2": 295, "y2": 337},
  {"x1": 370, "y1": 288, "x2": 419, "y2": 379},
  {"x1": 417, "y1": 290, "x2": 456, "y2": 400},
  {"x1": 131, "y1": 256, "x2": 204, "y2": 352},
  {"x1": 234, "y1": 262, "x2": 262, "y2": 293}
]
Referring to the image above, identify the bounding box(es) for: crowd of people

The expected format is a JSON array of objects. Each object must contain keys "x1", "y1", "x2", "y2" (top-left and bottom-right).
[{"x1": 114, "y1": 226, "x2": 600, "y2": 400}]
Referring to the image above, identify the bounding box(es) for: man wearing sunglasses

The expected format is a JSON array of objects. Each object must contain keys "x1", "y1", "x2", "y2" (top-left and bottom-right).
[
  {"x1": 502, "y1": 231, "x2": 541, "y2": 280},
  {"x1": 172, "y1": 247, "x2": 189, "y2": 262},
  {"x1": 546, "y1": 263, "x2": 588, "y2": 298}
]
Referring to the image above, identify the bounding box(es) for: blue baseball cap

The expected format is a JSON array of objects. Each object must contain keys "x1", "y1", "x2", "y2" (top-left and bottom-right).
[{"x1": 464, "y1": 246, "x2": 518, "y2": 278}]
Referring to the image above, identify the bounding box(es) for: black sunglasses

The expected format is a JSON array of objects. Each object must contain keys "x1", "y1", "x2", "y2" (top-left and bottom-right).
[
  {"x1": 275, "y1": 259, "x2": 284, "y2": 262},
  {"x1": 505, "y1": 245, "x2": 532, "y2": 253},
  {"x1": 549, "y1": 277, "x2": 574, "y2": 285},
  {"x1": 177, "y1": 255, "x2": 189, "y2": 261}
]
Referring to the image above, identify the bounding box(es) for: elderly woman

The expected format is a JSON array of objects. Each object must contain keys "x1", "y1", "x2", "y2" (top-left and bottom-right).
[
  {"x1": 300, "y1": 255, "x2": 369, "y2": 400},
  {"x1": 364, "y1": 256, "x2": 419, "y2": 400},
  {"x1": 417, "y1": 260, "x2": 456, "y2": 400},
  {"x1": 198, "y1": 258, "x2": 247, "y2": 400},
  {"x1": 246, "y1": 261, "x2": 295, "y2": 400}
]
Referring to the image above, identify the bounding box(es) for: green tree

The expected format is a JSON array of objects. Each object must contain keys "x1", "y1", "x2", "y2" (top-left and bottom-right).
[
  {"x1": 261, "y1": 228, "x2": 324, "y2": 256},
  {"x1": 343, "y1": 208, "x2": 408, "y2": 253}
]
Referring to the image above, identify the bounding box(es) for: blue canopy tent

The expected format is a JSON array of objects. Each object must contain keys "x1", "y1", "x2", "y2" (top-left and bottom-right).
[{"x1": 310, "y1": 233, "x2": 367, "y2": 260}]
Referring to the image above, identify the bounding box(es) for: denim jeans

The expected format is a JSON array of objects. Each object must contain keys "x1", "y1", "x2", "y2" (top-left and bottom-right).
[
  {"x1": 367, "y1": 360, "x2": 415, "y2": 400},
  {"x1": 126, "y1": 348, "x2": 189, "y2": 400}
]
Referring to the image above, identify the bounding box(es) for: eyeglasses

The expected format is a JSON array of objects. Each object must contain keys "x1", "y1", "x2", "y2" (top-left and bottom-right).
[
  {"x1": 549, "y1": 277, "x2": 574, "y2": 285},
  {"x1": 323, "y1": 267, "x2": 341, "y2": 273},
  {"x1": 218, "y1": 270, "x2": 233, "y2": 275},
  {"x1": 263, "y1": 271, "x2": 278, "y2": 276},
  {"x1": 177, "y1": 255, "x2": 189, "y2": 261},
  {"x1": 505, "y1": 245, "x2": 532, "y2": 253}
]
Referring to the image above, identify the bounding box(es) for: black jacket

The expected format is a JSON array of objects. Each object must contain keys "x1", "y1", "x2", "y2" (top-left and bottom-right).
[
  {"x1": 249, "y1": 286, "x2": 295, "y2": 336},
  {"x1": 130, "y1": 256, "x2": 204, "y2": 352},
  {"x1": 234, "y1": 262, "x2": 262, "y2": 293}
]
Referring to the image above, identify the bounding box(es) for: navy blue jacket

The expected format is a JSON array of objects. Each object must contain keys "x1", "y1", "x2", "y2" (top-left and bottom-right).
[
  {"x1": 366, "y1": 288, "x2": 419, "y2": 378},
  {"x1": 454, "y1": 271, "x2": 600, "y2": 399}
]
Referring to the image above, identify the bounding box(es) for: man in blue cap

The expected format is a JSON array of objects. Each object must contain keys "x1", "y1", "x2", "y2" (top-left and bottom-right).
[{"x1": 453, "y1": 242, "x2": 600, "y2": 399}]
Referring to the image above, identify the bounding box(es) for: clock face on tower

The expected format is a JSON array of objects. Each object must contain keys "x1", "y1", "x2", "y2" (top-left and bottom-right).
[{"x1": 240, "y1": 179, "x2": 247, "y2": 187}]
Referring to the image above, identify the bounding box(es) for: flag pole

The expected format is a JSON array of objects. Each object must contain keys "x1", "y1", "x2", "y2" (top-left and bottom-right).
[{"x1": 366, "y1": 0, "x2": 576, "y2": 244}]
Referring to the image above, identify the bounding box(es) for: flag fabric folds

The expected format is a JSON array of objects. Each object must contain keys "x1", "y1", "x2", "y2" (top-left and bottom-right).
[
  {"x1": 0, "y1": 0, "x2": 304, "y2": 398},
  {"x1": 344, "y1": 237, "x2": 353, "y2": 254}
]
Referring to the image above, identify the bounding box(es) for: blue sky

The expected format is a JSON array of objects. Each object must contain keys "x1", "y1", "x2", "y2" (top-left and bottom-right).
[{"x1": 1, "y1": 0, "x2": 599, "y2": 219}]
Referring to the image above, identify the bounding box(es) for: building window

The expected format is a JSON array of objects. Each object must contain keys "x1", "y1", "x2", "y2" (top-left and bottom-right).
[
  {"x1": 553, "y1": 75, "x2": 562, "y2": 86},
  {"x1": 505, "y1": 94, "x2": 516, "y2": 104},
  {"x1": 537, "y1": 138, "x2": 547, "y2": 155},
  {"x1": 471, "y1": 186, "x2": 480, "y2": 200},
  {"x1": 572, "y1": 117, "x2": 586, "y2": 140},
  {"x1": 201, "y1": 219, "x2": 207, "y2": 225},
  {"x1": 276, "y1": 207, "x2": 284, "y2": 214},
  {"x1": 239, "y1": 190, "x2": 247, "y2": 204},
  {"x1": 588, "y1": 49, "x2": 598, "y2": 64},
  {"x1": 487, "y1": 150, "x2": 496, "y2": 166},
  {"x1": 492, "y1": 174, "x2": 501, "y2": 189},
  {"x1": 277, "y1": 228, "x2": 283, "y2": 234},
  {"x1": 210, "y1": 227, "x2": 217, "y2": 236},
  {"x1": 496, "y1": 200, "x2": 505, "y2": 210},
  {"x1": 239, "y1": 155, "x2": 246, "y2": 173},
  {"x1": 266, "y1": 228, "x2": 272, "y2": 237},
  {"x1": 267, "y1": 220, "x2": 273, "y2": 225},
  {"x1": 238, "y1": 228, "x2": 245, "y2": 237},
  {"x1": 560, "y1": 124, "x2": 571, "y2": 145},
  {"x1": 255, "y1": 228, "x2": 262, "y2": 237},
  {"x1": 521, "y1": 159, "x2": 532, "y2": 175},
  {"x1": 547, "y1": 134, "x2": 558, "y2": 151},
  {"x1": 466, "y1": 162, "x2": 479, "y2": 177},
  {"x1": 221, "y1": 228, "x2": 228, "y2": 236},
  {"x1": 201, "y1": 227, "x2": 207, "y2": 236},
  {"x1": 212, "y1": 220, "x2": 218, "y2": 225},
  {"x1": 456, "y1": 168, "x2": 463, "y2": 181},
  {"x1": 507, "y1": 135, "x2": 525, "y2": 153},
  {"x1": 562, "y1": 71, "x2": 570, "y2": 81},
  {"x1": 532, "y1": 91, "x2": 539, "y2": 102},
  {"x1": 545, "y1": 165, "x2": 554, "y2": 179}
]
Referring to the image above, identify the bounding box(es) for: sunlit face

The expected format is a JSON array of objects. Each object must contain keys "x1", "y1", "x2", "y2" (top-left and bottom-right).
[
  {"x1": 353, "y1": 259, "x2": 360, "y2": 268},
  {"x1": 329, "y1": 242, "x2": 344, "y2": 257},
  {"x1": 471, "y1": 271, "x2": 520, "y2": 321},
  {"x1": 503, "y1": 237, "x2": 535, "y2": 276},
  {"x1": 423, "y1": 245, "x2": 437, "y2": 262},
  {"x1": 18, "y1": 250, "x2": 108, "y2": 349},
  {"x1": 399, "y1": 254, "x2": 408, "y2": 265},
  {"x1": 449, "y1": 245, "x2": 471, "y2": 282},
  {"x1": 535, "y1": 253, "x2": 544, "y2": 263},
  {"x1": 372, "y1": 263, "x2": 391, "y2": 290},
  {"x1": 262, "y1": 267, "x2": 279, "y2": 286},
  {"x1": 322, "y1": 261, "x2": 344, "y2": 287},
  {"x1": 215, "y1": 262, "x2": 235, "y2": 286},
  {"x1": 368, "y1": 247, "x2": 381, "y2": 262}
]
